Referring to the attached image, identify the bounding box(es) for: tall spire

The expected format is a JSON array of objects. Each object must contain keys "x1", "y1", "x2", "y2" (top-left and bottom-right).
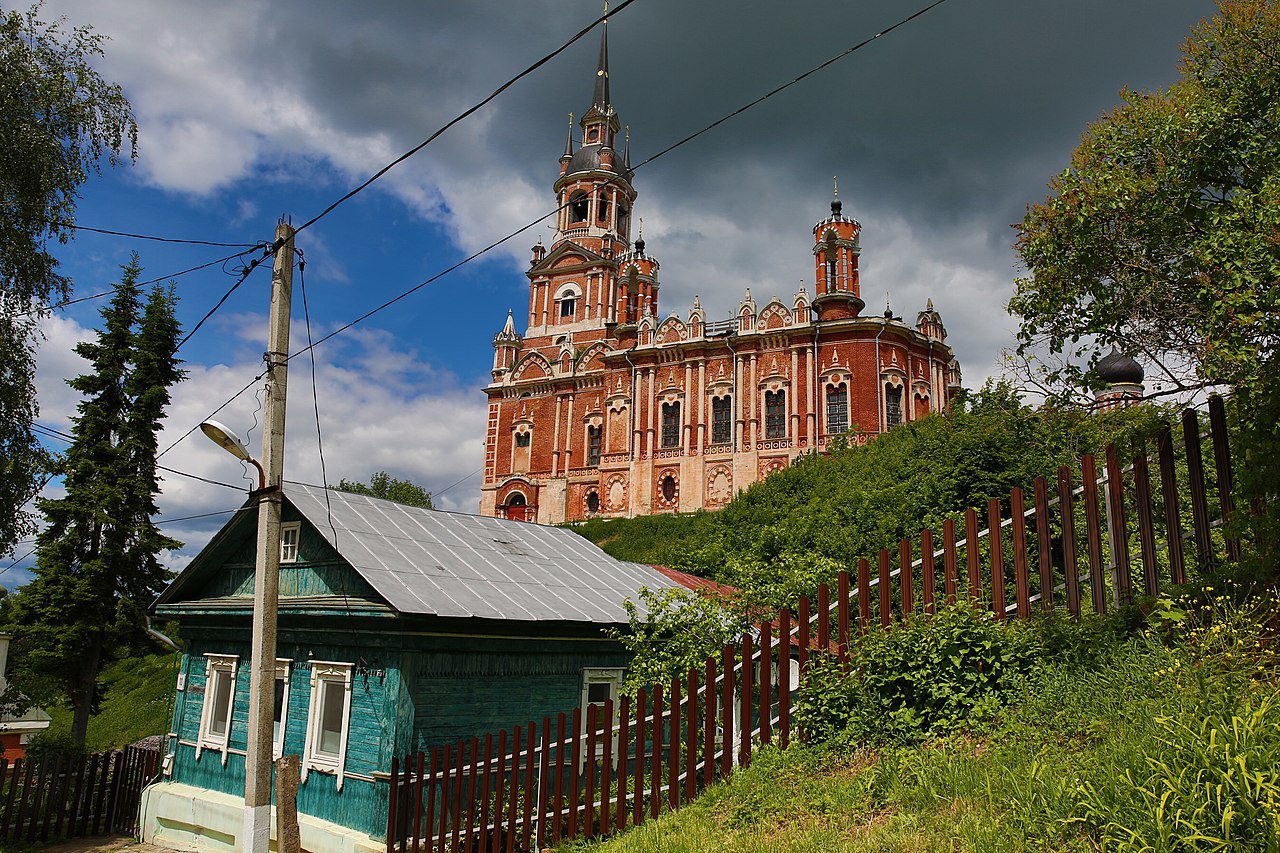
[
  {"x1": 563, "y1": 113, "x2": 575, "y2": 157},
  {"x1": 592, "y1": 7, "x2": 610, "y2": 111}
]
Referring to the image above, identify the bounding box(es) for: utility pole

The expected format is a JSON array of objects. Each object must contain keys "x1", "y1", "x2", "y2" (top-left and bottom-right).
[{"x1": 243, "y1": 219, "x2": 294, "y2": 853}]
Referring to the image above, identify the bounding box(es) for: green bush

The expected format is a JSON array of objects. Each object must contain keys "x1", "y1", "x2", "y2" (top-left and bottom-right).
[
  {"x1": 795, "y1": 605, "x2": 1038, "y2": 745},
  {"x1": 23, "y1": 729, "x2": 87, "y2": 761}
]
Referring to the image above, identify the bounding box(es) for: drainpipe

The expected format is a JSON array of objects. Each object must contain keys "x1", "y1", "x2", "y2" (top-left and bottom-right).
[
  {"x1": 874, "y1": 319, "x2": 887, "y2": 434},
  {"x1": 811, "y1": 323, "x2": 820, "y2": 447}
]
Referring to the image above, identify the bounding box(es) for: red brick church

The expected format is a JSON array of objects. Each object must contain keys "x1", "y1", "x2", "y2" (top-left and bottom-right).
[{"x1": 480, "y1": 25, "x2": 961, "y2": 523}]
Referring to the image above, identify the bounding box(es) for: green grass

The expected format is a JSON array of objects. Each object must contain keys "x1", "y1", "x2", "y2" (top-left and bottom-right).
[
  {"x1": 558, "y1": 594, "x2": 1280, "y2": 852},
  {"x1": 40, "y1": 650, "x2": 179, "y2": 752}
]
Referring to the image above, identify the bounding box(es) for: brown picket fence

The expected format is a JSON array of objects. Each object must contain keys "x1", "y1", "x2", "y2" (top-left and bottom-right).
[
  {"x1": 385, "y1": 396, "x2": 1243, "y2": 852},
  {"x1": 0, "y1": 745, "x2": 161, "y2": 845}
]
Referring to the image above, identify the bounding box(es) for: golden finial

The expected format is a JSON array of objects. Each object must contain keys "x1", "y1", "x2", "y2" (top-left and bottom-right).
[{"x1": 833, "y1": 175, "x2": 839, "y2": 199}]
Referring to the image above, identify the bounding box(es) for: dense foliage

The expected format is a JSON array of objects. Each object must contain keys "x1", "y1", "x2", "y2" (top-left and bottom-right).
[
  {"x1": 580, "y1": 385, "x2": 1168, "y2": 612},
  {"x1": 565, "y1": 589, "x2": 1280, "y2": 853},
  {"x1": 1009, "y1": 0, "x2": 1280, "y2": 576},
  {"x1": 334, "y1": 470, "x2": 433, "y2": 509},
  {"x1": 3, "y1": 258, "x2": 182, "y2": 743},
  {"x1": 0, "y1": 2, "x2": 137, "y2": 556}
]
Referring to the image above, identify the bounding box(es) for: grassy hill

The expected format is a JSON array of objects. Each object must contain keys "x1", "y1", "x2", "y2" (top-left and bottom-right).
[
  {"x1": 557, "y1": 591, "x2": 1280, "y2": 852},
  {"x1": 39, "y1": 650, "x2": 178, "y2": 752}
]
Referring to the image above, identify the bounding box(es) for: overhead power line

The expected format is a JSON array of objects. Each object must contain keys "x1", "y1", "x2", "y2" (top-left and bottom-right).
[
  {"x1": 288, "y1": 0, "x2": 954, "y2": 362},
  {"x1": 42, "y1": 219, "x2": 260, "y2": 248},
  {"x1": 293, "y1": 0, "x2": 641, "y2": 237}
]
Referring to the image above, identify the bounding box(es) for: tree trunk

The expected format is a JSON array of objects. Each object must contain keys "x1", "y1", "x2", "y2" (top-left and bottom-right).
[{"x1": 70, "y1": 634, "x2": 103, "y2": 744}]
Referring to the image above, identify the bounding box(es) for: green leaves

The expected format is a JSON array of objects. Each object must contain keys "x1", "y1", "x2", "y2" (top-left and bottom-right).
[{"x1": 334, "y1": 470, "x2": 433, "y2": 509}]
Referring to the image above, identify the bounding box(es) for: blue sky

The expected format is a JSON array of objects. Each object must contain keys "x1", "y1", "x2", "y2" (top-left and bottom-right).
[{"x1": 4, "y1": 0, "x2": 1219, "y2": 586}]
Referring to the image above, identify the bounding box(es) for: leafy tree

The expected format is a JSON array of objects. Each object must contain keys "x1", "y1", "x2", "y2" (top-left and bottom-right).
[
  {"x1": 4, "y1": 258, "x2": 182, "y2": 743},
  {"x1": 1008, "y1": 0, "x2": 1280, "y2": 571},
  {"x1": 334, "y1": 471, "x2": 433, "y2": 509},
  {"x1": 608, "y1": 587, "x2": 750, "y2": 695},
  {"x1": 0, "y1": 2, "x2": 137, "y2": 556}
]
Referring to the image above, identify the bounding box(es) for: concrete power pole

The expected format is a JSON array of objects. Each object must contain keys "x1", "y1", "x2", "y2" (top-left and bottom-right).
[{"x1": 243, "y1": 219, "x2": 295, "y2": 853}]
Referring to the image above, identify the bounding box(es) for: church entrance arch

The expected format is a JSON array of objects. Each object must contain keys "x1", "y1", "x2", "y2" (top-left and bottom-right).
[{"x1": 503, "y1": 491, "x2": 529, "y2": 522}]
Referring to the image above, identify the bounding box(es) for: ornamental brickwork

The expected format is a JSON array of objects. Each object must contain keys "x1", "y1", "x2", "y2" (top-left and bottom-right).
[{"x1": 480, "y1": 25, "x2": 961, "y2": 523}]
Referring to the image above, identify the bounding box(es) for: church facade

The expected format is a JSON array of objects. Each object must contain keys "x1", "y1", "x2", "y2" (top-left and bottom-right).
[{"x1": 480, "y1": 28, "x2": 961, "y2": 524}]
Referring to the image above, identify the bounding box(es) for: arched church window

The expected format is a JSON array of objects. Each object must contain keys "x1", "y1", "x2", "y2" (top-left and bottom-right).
[
  {"x1": 514, "y1": 431, "x2": 531, "y2": 448},
  {"x1": 660, "y1": 475, "x2": 677, "y2": 503},
  {"x1": 587, "y1": 425, "x2": 602, "y2": 466},
  {"x1": 570, "y1": 190, "x2": 589, "y2": 223},
  {"x1": 885, "y1": 384, "x2": 903, "y2": 429},
  {"x1": 661, "y1": 402, "x2": 681, "y2": 449},
  {"x1": 711, "y1": 395, "x2": 732, "y2": 445},
  {"x1": 617, "y1": 204, "x2": 630, "y2": 236},
  {"x1": 586, "y1": 490, "x2": 600, "y2": 513},
  {"x1": 597, "y1": 192, "x2": 610, "y2": 224},
  {"x1": 765, "y1": 390, "x2": 786, "y2": 439},
  {"x1": 826, "y1": 384, "x2": 848, "y2": 435}
]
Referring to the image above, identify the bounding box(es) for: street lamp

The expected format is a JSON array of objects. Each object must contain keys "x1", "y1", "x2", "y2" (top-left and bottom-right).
[{"x1": 200, "y1": 420, "x2": 265, "y2": 490}]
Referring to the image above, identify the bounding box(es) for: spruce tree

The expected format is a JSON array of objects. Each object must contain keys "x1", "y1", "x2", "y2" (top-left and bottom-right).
[{"x1": 5, "y1": 257, "x2": 183, "y2": 743}]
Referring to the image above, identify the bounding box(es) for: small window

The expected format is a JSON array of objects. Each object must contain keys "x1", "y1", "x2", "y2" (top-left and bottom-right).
[
  {"x1": 661, "y1": 401, "x2": 681, "y2": 449},
  {"x1": 581, "y1": 668, "x2": 623, "y2": 757},
  {"x1": 765, "y1": 390, "x2": 787, "y2": 439},
  {"x1": 514, "y1": 431, "x2": 531, "y2": 448},
  {"x1": 303, "y1": 661, "x2": 353, "y2": 791},
  {"x1": 886, "y1": 384, "x2": 903, "y2": 428},
  {"x1": 197, "y1": 654, "x2": 238, "y2": 765},
  {"x1": 587, "y1": 425, "x2": 602, "y2": 467},
  {"x1": 280, "y1": 522, "x2": 300, "y2": 563},
  {"x1": 586, "y1": 491, "x2": 600, "y2": 513},
  {"x1": 597, "y1": 193, "x2": 610, "y2": 224},
  {"x1": 826, "y1": 384, "x2": 849, "y2": 435},
  {"x1": 711, "y1": 395, "x2": 732, "y2": 445},
  {"x1": 560, "y1": 298, "x2": 576, "y2": 319},
  {"x1": 661, "y1": 475, "x2": 677, "y2": 503}
]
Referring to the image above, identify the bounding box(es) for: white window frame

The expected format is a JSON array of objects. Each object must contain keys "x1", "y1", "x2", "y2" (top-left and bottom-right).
[
  {"x1": 273, "y1": 659, "x2": 292, "y2": 760},
  {"x1": 196, "y1": 654, "x2": 238, "y2": 765},
  {"x1": 302, "y1": 661, "x2": 353, "y2": 790},
  {"x1": 280, "y1": 522, "x2": 301, "y2": 563},
  {"x1": 581, "y1": 668, "x2": 624, "y2": 759}
]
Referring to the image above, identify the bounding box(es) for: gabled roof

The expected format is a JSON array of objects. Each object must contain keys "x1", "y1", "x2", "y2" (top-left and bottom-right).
[{"x1": 161, "y1": 483, "x2": 684, "y2": 626}]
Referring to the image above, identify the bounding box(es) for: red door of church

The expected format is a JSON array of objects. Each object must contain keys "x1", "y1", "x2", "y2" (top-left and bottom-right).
[{"x1": 504, "y1": 493, "x2": 529, "y2": 522}]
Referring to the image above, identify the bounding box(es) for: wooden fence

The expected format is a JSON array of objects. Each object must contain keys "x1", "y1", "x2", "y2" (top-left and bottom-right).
[
  {"x1": 385, "y1": 397, "x2": 1242, "y2": 852},
  {"x1": 0, "y1": 745, "x2": 161, "y2": 845}
]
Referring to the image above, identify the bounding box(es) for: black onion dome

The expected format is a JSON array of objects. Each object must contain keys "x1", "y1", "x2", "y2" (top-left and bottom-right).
[
  {"x1": 1096, "y1": 349, "x2": 1144, "y2": 385},
  {"x1": 566, "y1": 142, "x2": 620, "y2": 176}
]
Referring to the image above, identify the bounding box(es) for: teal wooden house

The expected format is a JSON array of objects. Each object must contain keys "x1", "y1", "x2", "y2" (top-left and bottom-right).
[{"x1": 139, "y1": 484, "x2": 687, "y2": 853}]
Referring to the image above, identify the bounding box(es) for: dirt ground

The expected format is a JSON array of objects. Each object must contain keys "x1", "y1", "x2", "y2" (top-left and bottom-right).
[{"x1": 37, "y1": 837, "x2": 178, "y2": 853}]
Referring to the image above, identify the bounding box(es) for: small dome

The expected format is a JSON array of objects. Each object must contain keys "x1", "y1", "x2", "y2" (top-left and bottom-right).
[
  {"x1": 565, "y1": 142, "x2": 623, "y2": 177},
  {"x1": 1096, "y1": 349, "x2": 1144, "y2": 385}
]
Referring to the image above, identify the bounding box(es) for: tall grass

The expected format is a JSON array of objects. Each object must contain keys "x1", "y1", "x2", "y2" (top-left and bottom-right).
[{"x1": 562, "y1": 591, "x2": 1280, "y2": 852}]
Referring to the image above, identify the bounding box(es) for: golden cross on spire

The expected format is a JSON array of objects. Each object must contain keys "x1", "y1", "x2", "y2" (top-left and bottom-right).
[{"x1": 833, "y1": 175, "x2": 839, "y2": 199}]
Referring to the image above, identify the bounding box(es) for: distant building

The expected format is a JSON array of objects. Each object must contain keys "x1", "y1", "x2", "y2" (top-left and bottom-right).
[
  {"x1": 0, "y1": 633, "x2": 51, "y2": 760},
  {"x1": 1094, "y1": 349, "x2": 1145, "y2": 411},
  {"x1": 481, "y1": 24, "x2": 961, "y2": 524}
]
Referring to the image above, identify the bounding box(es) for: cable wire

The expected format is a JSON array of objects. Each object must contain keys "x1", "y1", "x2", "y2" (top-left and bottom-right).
[
  {"x1": 174, "y1": 245, "x2": 275, "y2": 352},
  {"x1": 287, "y1": 0, "x2": 953, "y2": 361},
  {"x1": 293, "y1": 0, "x2": 640, "y2": 236},
  {"x1": 42, "y1": 219, "x2": 259, "y2": 248},
  {"x1": 20, "y1": 246, "x2": 271, "y2": 317}
]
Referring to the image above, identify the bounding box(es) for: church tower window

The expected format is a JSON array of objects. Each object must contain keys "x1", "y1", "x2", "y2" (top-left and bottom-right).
[
  {"x1": 826, "y1": 384, "x2": 848, "y2": 435},
  {"x1": 885, "y1": 384, "x2": 903, "y2": 428},
  {"x1": 570, "y1": 190, "x2": 589, "y2": 223},
  {"x1": 587, "y1": 425, "x2": 602, "y2": 466},
  {"x1": 560, "y1": 297, "x2": 576, "y2": 319},
  {"x1": 514, "y1": 431, "x2": 531, "y2": 448},
  {"x1": 765, "y1": 390, "x2": 787, "y2": 439},
  {"x1": 711, "y1": 396, "x2": 732, "y2": 445},
  {"x1": 661, "y1": 402, "x2": 681, "y2": 449},
  {"x1": 597, "y1": 192, "x2": 610, "y2": 224}
]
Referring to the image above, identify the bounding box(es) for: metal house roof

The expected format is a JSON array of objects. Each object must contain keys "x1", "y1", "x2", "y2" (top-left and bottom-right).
[{"x1": 285, "y1": 482, "x2": 682, "y2": 624}]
